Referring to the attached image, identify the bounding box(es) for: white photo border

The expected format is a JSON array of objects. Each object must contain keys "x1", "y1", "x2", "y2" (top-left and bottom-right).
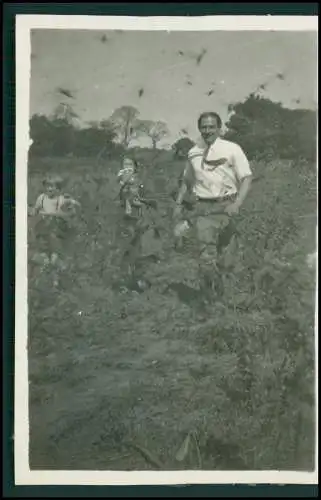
[{"x1": 15, "y1": 14, "x2": 318, "y2": 486}]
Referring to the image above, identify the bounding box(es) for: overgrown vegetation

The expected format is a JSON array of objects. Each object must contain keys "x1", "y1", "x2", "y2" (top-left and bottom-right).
[
  {"x1": 29, "y1": 95, "x2": 316, "y2": 163},
  {"x1": 28, "y1": 96, "x2": 317, "y2": 471},
  {"x1": 225, "y1": 95, "x2": 317, "y2": 162}
]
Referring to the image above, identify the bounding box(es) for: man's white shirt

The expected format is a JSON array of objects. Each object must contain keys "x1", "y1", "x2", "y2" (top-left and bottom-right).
[{"x1": 185, "y1": 136, "x2": 252, "y2": 199}]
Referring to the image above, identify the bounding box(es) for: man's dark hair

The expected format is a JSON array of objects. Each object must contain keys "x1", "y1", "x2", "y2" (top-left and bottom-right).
[{"x1": 197, "y1": 112, "x2": 222, "y2": 130}]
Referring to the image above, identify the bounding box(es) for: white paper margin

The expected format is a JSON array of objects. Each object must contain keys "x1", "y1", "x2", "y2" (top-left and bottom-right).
[{"x1": 15, "y1": 14, "x2": 318, "y2": 486}]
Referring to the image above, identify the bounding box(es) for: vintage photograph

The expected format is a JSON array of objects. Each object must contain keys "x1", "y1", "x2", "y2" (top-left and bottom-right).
[{"x1": 18, "y1": 15, "x2": 317, "y2": 481}]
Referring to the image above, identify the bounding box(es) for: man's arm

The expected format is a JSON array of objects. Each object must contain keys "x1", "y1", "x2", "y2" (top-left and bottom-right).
[
  {"x1": 173, "y1": 162, "x2": 192, "y2": 219},
  {"x1": 225, "y1": 146, "x2": 253, "y2": 215},
  {"x1": 174, "y1": 160, "x2": 193, "y2": 206},
  {"x1": 176, "y1": 182, "x2": 188, "y2": 206},
  {"x1": 234, "y1": 175, "x2": 252, "y2": 208},
  {"x1": 225, "y1": 175, "x2": 252, "y2": 216}
]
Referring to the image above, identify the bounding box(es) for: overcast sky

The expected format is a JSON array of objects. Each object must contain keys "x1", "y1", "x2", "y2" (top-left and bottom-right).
[{"x1": 30, "y1": 29, "x2": 317, "y2": 147}]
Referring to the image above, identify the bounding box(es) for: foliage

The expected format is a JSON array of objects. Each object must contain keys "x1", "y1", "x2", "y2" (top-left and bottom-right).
[
  {"x1": 27, "y1": 94, "x2": 316, "y2": 469},
  {"x1": 28, "y1": 153, "x2": 316, "y2": 470},
  {"x1": 30, "y1": 96, "x2": 316, "y2": 165},
  {"x1": 108, "y1": 105, "x2": 140, "y2": 148},
  {"x1": 29, "y1": 114, "x2": 118, "y2": 159},
  {"x1": 74, "y1": 127, "x2": 115, "y2": 158},
  {"x1": 53, "y1": 102, "x2": 80, "y2": 123},
  {"x1": 172, "y1": 137, "x2": 195, "y2": 159},
  {"x1": 135, "y1": 120, "x2": 170, "y2": 149},
  {"x1": 225, "y1": 94, "x2": 317, "y2": 162}
]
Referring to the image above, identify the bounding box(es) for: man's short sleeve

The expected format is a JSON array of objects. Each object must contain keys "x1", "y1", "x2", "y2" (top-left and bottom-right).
[{"x1": 232, "y1": 144, "x2": 252, "y2": 180}]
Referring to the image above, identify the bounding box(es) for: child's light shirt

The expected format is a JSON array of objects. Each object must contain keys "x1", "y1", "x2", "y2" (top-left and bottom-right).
[
  {"x1": 34, "y1": 193, "x2": 79, "y2": 215},
  {"x1": 117, "y1": 167, "x2": 135, "y2": 186}
]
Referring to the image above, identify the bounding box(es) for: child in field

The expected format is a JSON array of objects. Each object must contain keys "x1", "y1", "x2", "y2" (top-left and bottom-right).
[
  {"x1": 29, "y1": 174, "x2": 81, "y2": 265},
  {"x1": 117, "y1": 157, "x2": 163, "y2": 281},
  {"x1": 118, "y1": 156, "x2": 144, "y2": 216}
]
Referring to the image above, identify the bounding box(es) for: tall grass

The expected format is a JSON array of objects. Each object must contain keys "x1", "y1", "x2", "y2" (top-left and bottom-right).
[{"x1": 28, "y1": 155, "x2": 317, "y2": 470}]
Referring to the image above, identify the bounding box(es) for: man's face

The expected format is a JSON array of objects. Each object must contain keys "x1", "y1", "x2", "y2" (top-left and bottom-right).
[{"x1": 199, "y1": 116, "x2": 221, "y2": 145}]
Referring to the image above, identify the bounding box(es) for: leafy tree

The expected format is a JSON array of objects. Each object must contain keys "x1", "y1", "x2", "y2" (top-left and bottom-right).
[
  {"x1": 51, "y1": 103, "x2": 81, "y2": 156},
  {"x1": 91, "y1": 119, "x2": 118, "y2": 161},
  {"x1": 29, "y1": 114, "x2": 118, "y2": 159},
  {"x1": 53, "y1": 102, "x2": 79, "y2": 124},
  {"x1": 29, "y1": 114, "x2": 55, "y2": 156},
  {"x1": 225, "y1": 94, "x2": 317, "y2": 161},
  {"x1": 109, "y1": 106, "x2": 140, "y2": 148},
  {"x1": 136, "y1": 120, "x2": 170, "y2": 149},
  {"x1": 74, "y1": 127, "x2": 111, "y2": 157}
]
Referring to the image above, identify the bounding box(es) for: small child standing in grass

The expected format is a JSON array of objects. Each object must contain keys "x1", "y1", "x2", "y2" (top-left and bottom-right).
[
  {"x1": 117, "y1": 156, "x2": 144, "y2": 217},
  {"x1": 29, "y1": 174, "x2": 81, "y2": 266},
  {"x1": 116, "y1": 156, "x2": 163, "y2": 281}
]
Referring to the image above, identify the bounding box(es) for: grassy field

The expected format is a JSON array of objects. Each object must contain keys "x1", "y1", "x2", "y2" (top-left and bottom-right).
[{"x1": 27, "y1": 154, "x2": 317, "y2": 471}]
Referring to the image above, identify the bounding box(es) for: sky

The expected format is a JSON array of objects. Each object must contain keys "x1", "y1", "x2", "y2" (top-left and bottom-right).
[{"x1": 29, "y1": 29, "x2": 318, "y2": 147}]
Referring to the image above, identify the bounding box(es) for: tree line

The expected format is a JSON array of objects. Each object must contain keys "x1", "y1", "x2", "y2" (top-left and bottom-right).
[
  {"x1": 173, "y1": 95, "x2": 316, "y2": 162},
  {"x1": 29, "y1": 104, "x2": 169, "y2": 159},
  {"x1": 29, "y1": 95, "x2": 317, "y2": 162}
]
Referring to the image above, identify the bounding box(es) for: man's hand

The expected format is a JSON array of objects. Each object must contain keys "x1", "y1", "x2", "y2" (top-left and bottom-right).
[{"x1": 224, "y1": 202, "x2": 241, "y2": 216}]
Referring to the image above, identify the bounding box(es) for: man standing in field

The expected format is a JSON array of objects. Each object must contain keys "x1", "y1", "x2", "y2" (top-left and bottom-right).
[{"x1": 173, "y1": 111, "x2": 253, "y2": 297}]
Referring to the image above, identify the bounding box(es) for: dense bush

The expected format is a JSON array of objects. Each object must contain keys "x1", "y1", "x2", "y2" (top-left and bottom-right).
[
  {"x1": 29, "y1": 115, "x2": 118, "y2": 159},
  {"x1": 29, "y1": 95, "x2": 316, "y2": 167},
  {"x1": 225, "y1": 95, "x2": 317, "y2": 162}
]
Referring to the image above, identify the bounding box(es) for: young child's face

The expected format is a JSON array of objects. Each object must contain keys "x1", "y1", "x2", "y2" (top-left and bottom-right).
[{"x1": 44, "y1": 181, "x2": 61, "y2": 198}]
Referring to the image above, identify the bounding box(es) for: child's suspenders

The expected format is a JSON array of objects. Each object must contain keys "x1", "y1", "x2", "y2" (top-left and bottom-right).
[
  {"x1": 40, "y1": 194, "x2": 64, "y2": 211},
  {"x1": 57, "y1": 195, "x2": 65, "y2": 211}
]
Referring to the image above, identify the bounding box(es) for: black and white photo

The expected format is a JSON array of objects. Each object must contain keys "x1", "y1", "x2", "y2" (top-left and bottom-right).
[{"x1": 15, "y1": 14, "x2": 318, "y2": 485}]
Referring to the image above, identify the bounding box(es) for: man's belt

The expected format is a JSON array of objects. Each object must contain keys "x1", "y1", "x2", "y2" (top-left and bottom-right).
[{"x1": 196, "y1": 193, "x2": 237, "y2": 204}]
